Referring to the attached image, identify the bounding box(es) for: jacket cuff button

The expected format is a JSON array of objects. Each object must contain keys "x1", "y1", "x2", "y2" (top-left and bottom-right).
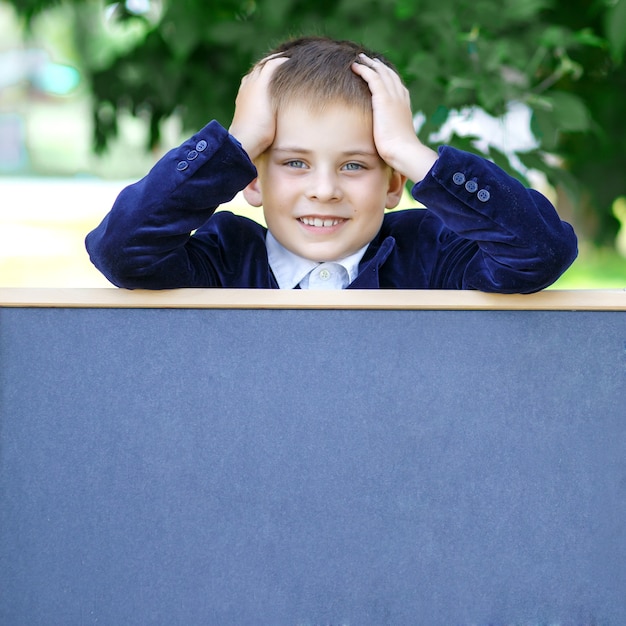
[
  {"x1": 452, "y1": 172, "x2": 465, "y2": 185},
  {"x1": 176, "y1": 161, "x2": 189, "y2": 171},
  {"x1": 465, "y1": 180, "x2": 478, "y2": 193},
  {"x1": 477, "y1": 189, "x2": 490, "y2": 202}
]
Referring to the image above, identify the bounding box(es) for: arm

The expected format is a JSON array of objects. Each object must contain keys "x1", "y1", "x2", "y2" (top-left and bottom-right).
[
  {"x1": 352, "y1": 55, "x2": 577, "y2": 293},
  {"x1": 85, "y1": 121, "x2": 257, "y2": 288},
  {"x1": 86, "y1": 57, "x2": 287, "y2": 289},
  {"x1": 412, "y1": 147, "x2": 578, "y2": 292}
]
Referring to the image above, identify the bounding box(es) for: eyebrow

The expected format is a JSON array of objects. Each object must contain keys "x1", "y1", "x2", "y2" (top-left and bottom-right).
[{"x1": 272, "y1": 146, "x2": 379, "y2": 158}]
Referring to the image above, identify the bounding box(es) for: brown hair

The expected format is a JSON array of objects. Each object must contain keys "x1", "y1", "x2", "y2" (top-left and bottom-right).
[{"x1": 257, "y1": 36, "x2": 399, "y2": 115}]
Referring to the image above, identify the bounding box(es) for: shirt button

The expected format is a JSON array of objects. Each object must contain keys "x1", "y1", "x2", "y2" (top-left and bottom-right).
[
  {"x1": 187, "y1": 149, "x2": 198, "y2": 160},
  {"x1": 319, "y1": 268, "x2": 331, "y2": 280},
  {"x1": 477, "y1": 189, "x2": 491, "y2": 202},
  {"x1": 196, "y1": 139, "x2": 207, "y2": 152},
  {"x1": 176, "y1": 161, "x2": 189, "y2": 171},
  {"x1": 465, "y1": 180, "x2": 478, "y2": 193},
  {"x1": 452, "y1": 172, "x2": 465, "y2": 185}
]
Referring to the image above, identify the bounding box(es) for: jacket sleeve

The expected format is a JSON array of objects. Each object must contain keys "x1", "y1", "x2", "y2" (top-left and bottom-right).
[
  {"x1": 85, "y1": 120, "x2": 257, "y2": 289},
  {"x1": 411, "y1": 145, "x2": 578, "y2": 293}
]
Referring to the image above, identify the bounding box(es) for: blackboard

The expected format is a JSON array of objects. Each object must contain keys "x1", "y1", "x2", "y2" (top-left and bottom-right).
[{"x1": 1, "y1": 290, "x2": 625, "y2": 625}]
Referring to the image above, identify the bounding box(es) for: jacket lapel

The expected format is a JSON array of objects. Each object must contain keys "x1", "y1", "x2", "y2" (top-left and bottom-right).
[{"x1": 348, "y1": 236, "x2": 396, "y2": 289}]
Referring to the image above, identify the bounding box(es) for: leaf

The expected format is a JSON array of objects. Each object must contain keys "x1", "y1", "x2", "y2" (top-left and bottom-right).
[
  {"x1": 516, "y1": 150, "x2": 580, "y2": 211},
  {"x1": 488, "y1": 145, "x2": 530, "y2": 186},
  {"x1": 160, "y1": 3, "x2": 203, "y2": 59},
  {"x1": 445, "y1": 132, "x2": 483, "y2": 154},
  {"x1": 605, "y1": 0, "x2": 626, "y2": 64},
  {"x1": 516, "y1": 149, "x2": 549, "y2": 172},
  {"x1": 504, "y1": 0, "x2": 552, "y2": 22},
  {"x1": 573, "y1": 27, "x2": 606, "y2": 49},
  {"x1": 545, "y1": 91, "x2": 591, "y2": 133},
  {"x1": 431, "y1": 105, "x2": 449, "y2": 127},
  {"x1": 530, "y1": 107, "x2": 559, "y2": 151},
  {"x1": 539, "y1": 25, "x2": 571, "y2": 48},
  {"x1": 544, "y1": 165, "x2": 581, "y2": 208}
]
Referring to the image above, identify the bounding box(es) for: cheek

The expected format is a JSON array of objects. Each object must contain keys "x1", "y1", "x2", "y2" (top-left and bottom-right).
[
  {"x1": 263, "y1": 200, "x2": 293, "y2": 235},
  {"x1": 264, "y1": 170, "x2": 298, "y2": 199},
  {"x1": 353, "y1": 180, "x2": 389, "y2": 215}
]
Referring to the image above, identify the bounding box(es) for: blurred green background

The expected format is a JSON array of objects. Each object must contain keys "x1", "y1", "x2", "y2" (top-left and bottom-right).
[{"x1": 1, "y1": 0, "x2": 626, "y2": 288}]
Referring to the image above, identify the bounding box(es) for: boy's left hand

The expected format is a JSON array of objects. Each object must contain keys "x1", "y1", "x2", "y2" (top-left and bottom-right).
[{"x1": 352, "y1": 55, "x2": 437, "y2": 183}]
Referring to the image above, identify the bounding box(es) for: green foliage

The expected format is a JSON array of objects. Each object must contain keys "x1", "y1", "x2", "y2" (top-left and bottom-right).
[
  {"x1": 540, "y1": 0, "x2": 626, "y2": 245},
  {"x1": 605, "y1": 0, "x2": 626, "y2": 63},
  {"x1": 7, "y1": 0, "x2": 626, "y2": 246}
]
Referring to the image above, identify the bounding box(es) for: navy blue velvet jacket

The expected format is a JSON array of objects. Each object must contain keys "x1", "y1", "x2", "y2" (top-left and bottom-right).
[{"x1": 86, "y1": 121, "x2": 577, "y2": 292}]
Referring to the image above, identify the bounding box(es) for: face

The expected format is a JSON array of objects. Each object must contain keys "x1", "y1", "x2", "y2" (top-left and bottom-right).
[{"x1": 244, "y1": 102, "x2": 405, "y2": 262}]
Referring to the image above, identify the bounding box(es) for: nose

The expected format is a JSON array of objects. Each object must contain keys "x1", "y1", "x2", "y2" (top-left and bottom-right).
[{"x1": 306, "y1": 167, "x2": 342, "y2": 202}]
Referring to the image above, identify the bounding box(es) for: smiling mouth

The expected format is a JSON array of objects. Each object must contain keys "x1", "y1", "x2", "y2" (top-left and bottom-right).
[{"x1": 299, "y1": 217, "x2": 345, "y2": 227}]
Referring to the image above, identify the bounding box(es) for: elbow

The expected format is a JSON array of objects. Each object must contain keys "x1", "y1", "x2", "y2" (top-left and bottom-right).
[
  {"x1": 467, "y1": 230, "x2": 579, "y2": 294},
  {"x1": 507, "y1": 223, "x2": 579, "y2": 293},
  {"x1": 85, "y1": 228, "x2": 141, "y2": 289}
]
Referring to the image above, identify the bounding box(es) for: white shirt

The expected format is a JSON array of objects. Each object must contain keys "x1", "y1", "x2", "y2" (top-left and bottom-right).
[{"x1": 265, "y1": 231, "x2": 367, "y2": 290}]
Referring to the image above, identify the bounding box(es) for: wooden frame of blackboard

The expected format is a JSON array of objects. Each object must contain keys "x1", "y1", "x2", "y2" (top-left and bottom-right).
[{"x1": 2, "y1": 287, "x2": 625, "y2": 310}]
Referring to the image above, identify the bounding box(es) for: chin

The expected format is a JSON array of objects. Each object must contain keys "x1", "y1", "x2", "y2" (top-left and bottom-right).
[{"x1": 302, "y1": 249, "x2": 346, "y2": 263}]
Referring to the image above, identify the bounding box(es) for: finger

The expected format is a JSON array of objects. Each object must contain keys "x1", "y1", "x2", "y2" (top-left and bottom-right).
[
  {"x1": 256, "y1": 53, "x2": 290, "y2": 72},
  {"x1": 245, "y1": 54, "x2": 288, "y2": 82},
  {"x1": 357, "y1": 53, "x2": 376, "y2": 67},
  {"x1": 356, "y1": 54, "x2": 398, "y2": 84},
  {"x1": 355, "y1": 54, "x2": 400, "y2": 86},
  {"x1": 261, "y1": 53, "x2": 290, "y2": 66},
  {"x1": 351, "y1": 58, "x2": 382, "y2": 84},
  {"x1": 357, "y1": 53, "x2": 383, "y2": 67},
  {"x1": 353, "y1": 61, "x2": 403, "y2": 104}
]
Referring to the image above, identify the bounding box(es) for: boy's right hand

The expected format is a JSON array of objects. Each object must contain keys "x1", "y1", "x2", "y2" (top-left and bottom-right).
[{"x1": 228, "y1": 55, "x2": 288, "y2": 161}]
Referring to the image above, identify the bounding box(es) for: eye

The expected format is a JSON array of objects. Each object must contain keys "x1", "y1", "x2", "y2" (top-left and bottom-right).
[
  {"x1": 285, "y1": 159, "x2": 307, "y2": 169},
  {"x1": 342, "y1": 162, "x2": 364, "y2": 171}
]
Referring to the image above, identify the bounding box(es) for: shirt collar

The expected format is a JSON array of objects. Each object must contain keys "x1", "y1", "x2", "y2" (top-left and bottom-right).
[{"x1": 265, "y1": 231, "x2": 368, "y2": 289}]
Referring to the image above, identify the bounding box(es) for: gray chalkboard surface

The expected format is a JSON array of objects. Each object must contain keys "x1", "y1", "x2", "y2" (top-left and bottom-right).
[{"x1": 1, "y1": 300, "x2": 625, "y2": 625}]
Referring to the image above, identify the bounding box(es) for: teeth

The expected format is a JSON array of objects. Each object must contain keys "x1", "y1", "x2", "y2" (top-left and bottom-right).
[{"x1": 300, "y1": 217, "x2": 342, "y2": 227}]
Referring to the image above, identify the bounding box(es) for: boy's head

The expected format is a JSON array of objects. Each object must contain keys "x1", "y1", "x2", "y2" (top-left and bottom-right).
[
  {"x1": 243, "y1": 36, "x2": 407, "y2": 263},
  {"x1": 262, "y1": 36, "x2": 398, "y2": 116}
]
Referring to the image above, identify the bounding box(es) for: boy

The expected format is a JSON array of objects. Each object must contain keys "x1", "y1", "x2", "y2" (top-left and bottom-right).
[{"x1": 85, "y1": 36, "x2": 577, "y2": 291}]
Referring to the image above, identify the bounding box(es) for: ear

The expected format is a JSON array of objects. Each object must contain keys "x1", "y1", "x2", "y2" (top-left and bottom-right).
[
  {"x1": 243, "y1": 177, "x2": 263, "y2": 207},
  {"x1": 385, "y1": 170, "x2": 408, "y2": 209}
]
